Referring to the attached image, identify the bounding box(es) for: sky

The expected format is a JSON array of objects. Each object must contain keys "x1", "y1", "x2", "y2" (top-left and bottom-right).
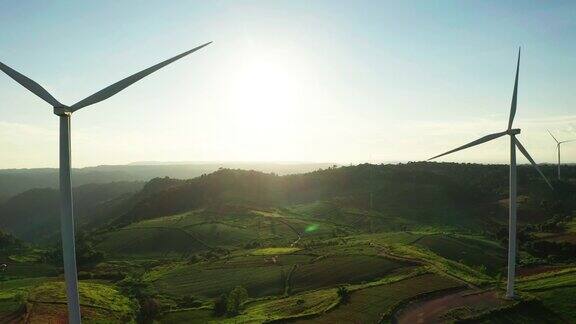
[{"x1": 0, "y1": 0, "x2": 575, "y2": 168}]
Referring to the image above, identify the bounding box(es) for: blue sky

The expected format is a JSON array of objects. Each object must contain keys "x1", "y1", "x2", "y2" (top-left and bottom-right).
[{"x1": 1, "y1": 1, "x2": 575, "y2": 168}]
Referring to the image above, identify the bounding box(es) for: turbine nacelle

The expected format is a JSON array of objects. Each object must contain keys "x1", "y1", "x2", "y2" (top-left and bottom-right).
[
  {"x1": 507, "y1": 128, "x2": 521, "y2": 136},
  {"x1": 53, "y1": 106, "x2": 72, "y2": 116}
]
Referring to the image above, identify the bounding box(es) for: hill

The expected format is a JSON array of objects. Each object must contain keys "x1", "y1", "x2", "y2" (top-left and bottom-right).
[
  {"x1": 2, "y1": 162, "x2": 576, "y2": 323},
  {"x1": 0, "y1": 182, "x2": 143, "y2": 242},
  {"x1": 0, "y1": 162, "x2": 335, "y2": 200},
  {"x1": 109, "y1": 162, "x2": 568, "y2": 231}
]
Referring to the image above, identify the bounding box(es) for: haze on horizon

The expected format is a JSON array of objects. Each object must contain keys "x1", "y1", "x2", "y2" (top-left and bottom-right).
[{"x1": 1, "y1": 1, "x2": 576, "y2": 169}]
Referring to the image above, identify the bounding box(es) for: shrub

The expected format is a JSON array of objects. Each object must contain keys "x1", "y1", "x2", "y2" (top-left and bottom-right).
[{"x1": 337, "y1": 286, "x2": 351, "y2": 304}]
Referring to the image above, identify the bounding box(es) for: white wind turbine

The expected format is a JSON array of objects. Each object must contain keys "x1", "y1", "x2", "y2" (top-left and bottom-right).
[
  {"x1": 0, "y1": 41, "x2": 211, "y2": 323},
  {"x1": 428, "y1": 48, "x2": 552, "y2": 299},
  {"x1": 547, "y1": 130, "x2": 576, "y2": 180}
]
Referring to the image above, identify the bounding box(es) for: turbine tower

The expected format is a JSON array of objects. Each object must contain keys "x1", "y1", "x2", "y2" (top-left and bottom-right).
[
  {"x1": 0, "y1": 41, "x2": 211, "y2": 323},
  {"x1": 547, "y1": 130, "x2": 576, "y2": 180},
  {"x1": 428, "y1": 48, "x2": 552, "y2": 299}
]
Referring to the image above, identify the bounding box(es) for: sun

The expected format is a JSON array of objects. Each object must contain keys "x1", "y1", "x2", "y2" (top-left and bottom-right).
[
  {"x1": 216, "y1": 47, "x2": 313, "y2": 159},
  {"x1": 227, "y1": 52, "x2": 303, "y2": 120}
]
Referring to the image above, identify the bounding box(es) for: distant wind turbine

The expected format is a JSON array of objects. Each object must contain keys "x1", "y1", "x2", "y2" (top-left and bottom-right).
[
  {"x1": 428, "y1": 48, "x2": 552, "y2": 299},
  {"x1": 0, "y1": 41, "x2": 211, "y2": 323},
  {"x1": 547, "y1": 130, "x2": 576, "y2": 180}
]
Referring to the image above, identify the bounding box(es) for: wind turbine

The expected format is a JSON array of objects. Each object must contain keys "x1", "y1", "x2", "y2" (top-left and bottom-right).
[
  {"x1": 428, "y1": 48, "x2": 552, "y2": 299},
  {"x1": 0, "y1": 41, "x2": 211, "y2": 323},
  {"x1": 547, "y1": 130, "x2": 576, "y2": 180}
]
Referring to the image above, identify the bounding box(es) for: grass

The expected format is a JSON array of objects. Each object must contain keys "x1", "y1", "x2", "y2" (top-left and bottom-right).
[
  {"x1": 468, "y1": 300, "x2": 566, "y2": 324},
  {"x1": 0, "y1": 277, "x2": 53, "y2": 299},
  {"x1": 344, "y1": 231, "x2": 426, "y2": 246},
  {"x1": 27, "y1": 281, "x2": 136, "y2": 323},
  {"x1": 159, "y1": 308, "x2": 214, "y2": 323},
  {"x1": 221, "y1": 288, "x2": 340, "y2": 323},
  {"x1": 252, "y1": 247, "x2": 301, "y2": 255},
  {"x1": 205, "y1": 254, "x2": 315, "y2": 269},
  {"x1": 533, "y1": 287, "x2": 576, "y2": 320},
  {"x1": 386, "y1": 243, "x2": 493, "y2": 285},
  {"x1": 97, "y1": 227, "x2": 208, "y2": 256},
  {"x1": 514, "y1": 267, "x2": 576, "y2": 321},
  {"x1": 152, "y1": 262, "x2": 293, "y2": 298},
  {"x1": 413, "y1": 233, "x2": 506, "y2": 275},
  {"x1": 295, "y1": 273, "x2": 462, "y2": 323},
  {"x1": 291, "y1": 255, "x2": 408, "y2": 293},
  {"x1": 0, "y1": 278, "x2": 137, "y2": 323},
  {"x1": 29, "y1": 281, "x2": 136, "y2": 315},
  {"x1": 0, "y1": 256, "x2": 59, "y2": 279},
  {"x1": 0, "y1": 299, "x2": 21, "y2": 319},
  {"x1": 517, "y1": 267, "x2": 576, "y2": 291},
  {"x1": 0, "y1": 277, "x2": 50, "y2": 320},
  {"x1": 97, "y1": 208, "x2": 329, "y2": 257}
]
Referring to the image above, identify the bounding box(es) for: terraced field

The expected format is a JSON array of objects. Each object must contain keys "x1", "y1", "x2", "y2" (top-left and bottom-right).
[
  {"x1": 294, "y1": 273, "x2": 462, "y2": 323},
  {"x1": 97, "y1": 227, "x2": 209, "y2": 256},
  {"x1": 516, "y1": 267, "x2": 576, "y2": 321},
  {"x1": 97, "y1": 208, "x2": 338, "y2": 257},
  {"x1": 412, "y1": 234, "x2": 506, "y2": 274},
  {"x1": 287, "y1": 202, "x2": 414, "y2": 233},
  {"x1": 0, "y1": 278, "x2": 53, "y2": 322},
  {"x1": 395, "y1": 290, "x2": 511, "y2": 323},
  {"x1": 291, "y1": 255, "x2": 409, "y2": 293},
  {"x1": 225, "y1": 288, "x2": 340, "y2": 323},
  {"x1": 151, "y1": 258, "x2": 299, "y2": 298},
  {"x1": 0, "y1": 251, "x2": 59, "y2": 279},
  {"x1": 0, "y1": 279, "x2": 136, "y2": 323},
  {"x1": 159, "y1": 308, "x2": 214, "y2": 323},
  {"x1": 467, "y1": 301, "x2": 567, "y2": 324}
]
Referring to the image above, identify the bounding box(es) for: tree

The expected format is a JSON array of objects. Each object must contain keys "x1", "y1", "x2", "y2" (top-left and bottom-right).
[
  {"x1": 213, "y1": 294, "x2": 228, "y2": 317},
  {"x1": 0, "y1": 230, "x2": 19, "y2": 250},
  {"x1": 42, "y1": 232, "x2": 104, "y2": 267},
  {"x1": 226, "y1": 286, "x2": 248, "y2": 316},
  {"x1": 140, "y1": 297, "x2": 160, "y2": 321}
]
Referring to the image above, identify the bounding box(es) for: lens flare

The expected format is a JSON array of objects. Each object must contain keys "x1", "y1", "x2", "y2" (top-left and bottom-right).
[{"x1": 305, "y1": 224, "x2": 319, "y2": 233}]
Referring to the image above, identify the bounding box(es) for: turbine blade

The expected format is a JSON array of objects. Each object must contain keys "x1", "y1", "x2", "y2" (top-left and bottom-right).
[
  {"x1": 560, "y1": 139, "x2": 576, "y2": 144},
  {"x1": 514, "y1": 137, "x2": 553, "y2": 189},
  {"x1": 0, "y1": 61, "x2": 63, "y2": 107},
  {"x1": 428, "y1": 131, "x2": 507, "y2": 161},
  {"x1": 547, "y1": 130, "x2": 559, "y2": 144},
  {"x1": 507, "y1": 47, "x2": 521, "y2": 130},
  {"x1": 70, "y1": 41, "x2": 212, "y2": 112}
]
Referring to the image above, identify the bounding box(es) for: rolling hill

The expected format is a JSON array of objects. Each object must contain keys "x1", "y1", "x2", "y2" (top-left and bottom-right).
[
  {"x1": 1, "y1": 162, "x2": 576, "y2": 323},
  {"x1": 0, "y1": 162, "x2": 335, "y2": 200}
]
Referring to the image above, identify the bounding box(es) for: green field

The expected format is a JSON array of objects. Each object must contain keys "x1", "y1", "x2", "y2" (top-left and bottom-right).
[
  {"x1": 224, "y1": 288, "x2": 340, "y2": 323},
  {"x1": 296, "y1": 273, "x2": 462, "y2": 323},
  {"x1": 97, "y1": 227, "x2": 209, "y2": 256},
  {"x1": 469, "y1": 301, "x2": 567, "y2": 324},
  {"x1": 159, "y1": 308, "x2": 214, "y2": 323},
  {"x1": 413, "y1": 234, "x2": 506, "y2": 275},
  {"x1": 151, "y1": 260, "x2": 294, "y2": 298},
  {"x1": 291, "y1": 255, "x2": 409, "y2": 293},
  {"x1": 2, "y1": 164, "x2": 576, "y2": 322},
  {"x1": 516, "y1": 268, "x2": 576, "y2": 321},
  {"x1": 27, "y1": 281, "x2": 136, "y2": 322}
]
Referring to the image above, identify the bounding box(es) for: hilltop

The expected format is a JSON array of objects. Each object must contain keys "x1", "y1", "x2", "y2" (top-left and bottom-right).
[{"x1": 0, "y1": 162, "x2": 336, "y2": 201}]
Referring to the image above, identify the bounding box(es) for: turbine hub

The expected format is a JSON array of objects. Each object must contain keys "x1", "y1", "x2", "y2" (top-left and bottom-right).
[
  {"x1": 507, "y1": 128, "x2": 521, "y2": 135},
  {"x1": 53, "y1": 106, "x2": 71, "y2": 116}
]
